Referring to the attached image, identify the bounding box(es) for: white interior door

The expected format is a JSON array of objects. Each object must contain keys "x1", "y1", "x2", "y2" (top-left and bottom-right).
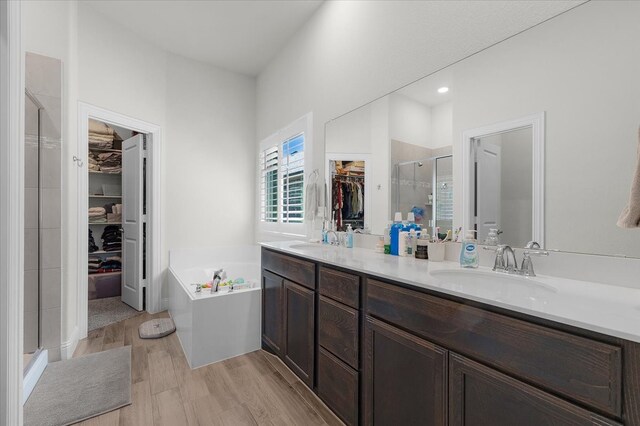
[
  {"x1": 476, "y1": 139, "x2": 502, "y2": 243},
  {"x1": 122, "y1": 134, "x2": 144, "y2": 311}
]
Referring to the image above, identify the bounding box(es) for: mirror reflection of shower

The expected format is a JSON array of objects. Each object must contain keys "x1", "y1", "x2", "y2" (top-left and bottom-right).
[{"x1": 393, "y1": 154, "x2": 452, "y2": 236}]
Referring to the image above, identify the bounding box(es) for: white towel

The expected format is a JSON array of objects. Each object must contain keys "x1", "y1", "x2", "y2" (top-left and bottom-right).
[
  {"x1": 305, "y1": 182, "x2": 318, "y2": 220},
  {"x1": 617, "y1": 128, "x2": 640, "y2": 228}
]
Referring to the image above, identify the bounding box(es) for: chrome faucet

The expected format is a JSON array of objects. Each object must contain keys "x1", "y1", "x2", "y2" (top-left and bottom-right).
[
  {"x1": 326, "y1": 230, "x2": 339, "y2": 246},
  {"x1": 502, "y1": 246, "x2": 518, "y2": 273},
  {"x1": 211, "y1": 268, "x2": 227, "y2": 293},
  {"x1": 487, "y1": 242, "x2": 548, "y2": 276}
]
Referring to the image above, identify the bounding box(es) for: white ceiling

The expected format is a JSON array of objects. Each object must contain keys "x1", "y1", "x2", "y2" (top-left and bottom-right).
[{"x1": 86, "y1": 0, "x2": 324, "y2": 76}]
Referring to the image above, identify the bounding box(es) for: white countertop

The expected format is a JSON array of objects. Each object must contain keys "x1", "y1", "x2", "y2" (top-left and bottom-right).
[{"x1": 261, "y1": 240, "x2": 640, "y2": 343}]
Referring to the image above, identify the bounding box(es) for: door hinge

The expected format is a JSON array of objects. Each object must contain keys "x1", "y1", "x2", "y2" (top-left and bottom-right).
[{"x1": 142, "y1": 214, "x2": 147, "y2": 223}]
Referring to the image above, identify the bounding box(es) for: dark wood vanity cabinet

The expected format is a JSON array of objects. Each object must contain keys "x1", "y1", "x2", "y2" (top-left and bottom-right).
[
  {"x1": 261, "y1": 270, "x2": 284, "y2": 355},
  {"x1": 363, "y1": 316, "x2": 447, "y2": 426},
  {"x1": 261, "y1": 249, "x2": 315, "y2": 387},
  {"x1": 317, "y1": 266, "x2": 362, "y2": 426},
  {"x1": 283, "y1": 279, "x2": 315, "y2": 387},
  {"x1": 449, "y1": 353, "x2": 620, "y2": 426},
  {"x1": 261, "y1": 248, "x2": 640, "y2": 426}
]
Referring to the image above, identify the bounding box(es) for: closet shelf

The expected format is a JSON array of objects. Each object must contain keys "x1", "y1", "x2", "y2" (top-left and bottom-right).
[
  {"x1": 88, "y1": 148, "x2": 122, "y2": 154},
  {"x1": 89, "y1": 171, "x2": 122, "y2": 175},
  {"x1": 88, "y1": 222, "x2": 122, "y2": 226},
  {"x1": 89, "y1": 271, "x2": 122, "y2": 276},
  {"x1": 89, "y1": 194, "x2": 122, "y2": 198},
  {"x1": 90, "y1": 250, "x2": 122, "y2": 255}
]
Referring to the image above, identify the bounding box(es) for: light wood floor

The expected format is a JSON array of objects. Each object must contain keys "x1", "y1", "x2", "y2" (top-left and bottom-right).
[{"x1": 72, "y1": 311, "x2": 343, "y2": 426}]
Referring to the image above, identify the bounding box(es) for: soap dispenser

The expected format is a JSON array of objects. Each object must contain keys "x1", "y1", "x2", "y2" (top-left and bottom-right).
[
  {"x1": 346, "y1": 224, "x2": 354, "y2": 248},
  {"x1": 460, "y1": 230, "x2": 479, "y2": 268}
]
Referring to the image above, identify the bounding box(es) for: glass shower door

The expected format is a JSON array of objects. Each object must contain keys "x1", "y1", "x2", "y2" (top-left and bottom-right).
[{"x1": 24, "y1": 90, "x2": 42, "y2": 367}]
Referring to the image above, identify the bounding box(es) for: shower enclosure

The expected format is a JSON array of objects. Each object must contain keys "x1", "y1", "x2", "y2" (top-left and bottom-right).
[
  {"x1": 23, "y1": 89, "x2": 43, "y2": 360},
  {"x1": 394, "y1": 154, "x2": 453, "y2": 236},
  {"x1": 23, "y1": 52, "x2": 63, "y2": 402}
]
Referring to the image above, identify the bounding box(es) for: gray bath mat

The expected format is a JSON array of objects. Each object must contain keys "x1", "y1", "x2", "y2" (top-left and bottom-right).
[
  {"x1": 139, "y1": 317, "x2": 176, "y2": 339},
  {"x1": 24, "y1": 346, "x2": 131, "y2": 426}
]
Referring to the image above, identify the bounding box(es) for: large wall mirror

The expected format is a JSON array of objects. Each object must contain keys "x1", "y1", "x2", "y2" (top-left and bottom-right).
[{"x1": 324, "y1": 1, "x2": 640, "y2": 258}]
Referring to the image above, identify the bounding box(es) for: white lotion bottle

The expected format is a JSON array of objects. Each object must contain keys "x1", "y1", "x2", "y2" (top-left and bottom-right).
[{"x1": 459, "y1": 230, "x2": 479, "y2": 268}]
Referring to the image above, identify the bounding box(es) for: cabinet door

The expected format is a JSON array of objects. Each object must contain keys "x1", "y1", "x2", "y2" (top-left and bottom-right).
[
  {"x1": 317, "y1": 347, "x2": 359, "y2": 426},
  {"x1": 284, "y1": 280, "x2": 315, "y2": 387},
  {"x1": 262, "y1": 270, "x2": 284, "y2": 355},
  {"x1": 364, "y1": 316, "x2": 447, "y2": 426},
  {"x1": 449, "y1": 353, "x2": 621, "y2": 426}
]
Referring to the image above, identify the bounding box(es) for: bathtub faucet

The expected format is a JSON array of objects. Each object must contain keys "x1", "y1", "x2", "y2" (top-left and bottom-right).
[{"x1": 212, "y1": 268, "x2": 227, "y2": 293}]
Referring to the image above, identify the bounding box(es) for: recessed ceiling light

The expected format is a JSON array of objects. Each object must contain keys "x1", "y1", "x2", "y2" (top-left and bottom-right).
[{"x1": 437, "y1": 87, "x2": 449, "y2": 94}]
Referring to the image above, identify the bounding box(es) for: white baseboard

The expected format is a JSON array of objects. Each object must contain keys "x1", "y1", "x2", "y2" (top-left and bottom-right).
[
  {"x1": 60, "y1": 326, "x2": 78, "y2": 360},
  {"x1": 23, "y1": 349, "x2": 47, "y2": 404}
]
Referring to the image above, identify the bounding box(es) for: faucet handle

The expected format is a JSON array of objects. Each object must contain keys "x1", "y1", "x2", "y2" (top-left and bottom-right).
[
  {"x1": 491, "y1": 245, "x2": 508, "y2": 272},
  {"x1": 525, "y1": 241, "x2": 541, "y2": 249},
  {"x1": 520, "y1": 249, "x2": 548, "y2": 277},
  {"x1": 523, "y1": 249, "x2": 549, "y2": 257}
]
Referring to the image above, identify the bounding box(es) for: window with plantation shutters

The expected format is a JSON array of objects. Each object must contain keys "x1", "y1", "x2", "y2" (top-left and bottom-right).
[
  {"x1": 260, "y1": 146, "x2": 279, "y2": 222},
  {"x1": 281, "y1": 134, "x2": 304, "y2": 223},
  {"x1": 258, "y1": 113, "x2": 311, "y2": 233}
]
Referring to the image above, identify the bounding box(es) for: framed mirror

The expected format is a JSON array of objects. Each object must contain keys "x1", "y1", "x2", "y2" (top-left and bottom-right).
[{"x1": 462, "y1": 113, "x2": 544, "y2": 247}]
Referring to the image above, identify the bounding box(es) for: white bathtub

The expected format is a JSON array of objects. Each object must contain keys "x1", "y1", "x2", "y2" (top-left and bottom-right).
[{"x1": 168, "y1": 246, "x2": 261, "y2": 368}]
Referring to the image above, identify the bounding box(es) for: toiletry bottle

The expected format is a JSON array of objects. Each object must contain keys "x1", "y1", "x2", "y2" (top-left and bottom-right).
[
  {"x1": 416, "y1": 235, "x2": 429, "y2": 259},
  {"x1": 398, "y1": 230, "x2": 409, "y2": 257},
  {"x1": 322, "y1": 221, "x2": 328, "y2": 244},
  {"x1": 390, "y1": 212, "x2": 403, "y2": 256},
  {"x1": 406, "y1": 212, "x2": 419, "y2": 232},
  {"x1": 346, "y1": 224, "x2": 354, "y2": 248},
  {"x1": 460, "y1": 230, "x2": 479, "y2": 268},
  {"x1": 383, "y1": 221, "x2": 391, "y2": 254},
  {"x1": 408, "y1": 229, "x2": 417, "y2": 256},
  {"x1": 376, "y1": 236, "x2": 384, "y2": 253}
]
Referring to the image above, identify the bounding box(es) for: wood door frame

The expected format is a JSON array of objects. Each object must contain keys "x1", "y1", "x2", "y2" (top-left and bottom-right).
[
  {"x1": 461, "y1": 112, "x2": 545, "y2": 247},
  {"x1": 1, "y1": 0, "x2": 24, "y2": 423},
  {"x1": 76, "y1": 102, "x2": 163, "y2": 343}
]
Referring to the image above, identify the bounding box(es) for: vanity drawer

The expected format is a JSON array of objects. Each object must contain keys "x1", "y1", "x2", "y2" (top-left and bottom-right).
[
  {"x1": 366, "y1": 278, "x2": 623, "y2": 417},
  {"x1": 319, "y1": 266, "x2": 360, "y2": 309},
  {"x1": 262, "y1": 249, "x2": 315, "y2": 290},
  {"x1": 317, "y1": 347, "x2": 359, "y2": 426},
  {"x1": 319, "y1": 295, "x2": 359, "y2": 369}
]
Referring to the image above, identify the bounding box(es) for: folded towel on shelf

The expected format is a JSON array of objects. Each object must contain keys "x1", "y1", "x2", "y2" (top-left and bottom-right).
[
  {"x1": 88, "y1": 207, "x2": 106, "y2": 217},
  {"x1": 89, "y1": 119, "x2": 115, "y2": 136},
  {"x1": 88, "y1": 163, "x2": 100, "y2": 171},
  {"x1": 88, "y1": 133, "x2": 114, "y2": 143},
  {"x1": 617, "y1": 128, "x2": 640, "y2": 228},
  {"x1": 88, "y1": 140, "x2": 113, "y2": 149}
]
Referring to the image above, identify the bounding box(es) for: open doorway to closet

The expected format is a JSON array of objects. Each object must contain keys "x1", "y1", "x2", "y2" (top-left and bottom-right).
[
  {"x1": 87, "y1": 120, "x2": 144, "y2": 331},
  {"x1": 77, "y1": 103, "x2": 162, "y2": 342}
]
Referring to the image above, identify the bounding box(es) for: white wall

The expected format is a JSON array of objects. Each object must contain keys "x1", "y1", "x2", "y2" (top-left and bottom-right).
[
  {"x1": 24, "y1": 2, "x2": 256, "y2": 346},
  {"x1": 388, "y1": 93, "x2": 430, "y2": 148},
  {"x1": 430, "y1": 102, "x2": 453, "y2": 149}
]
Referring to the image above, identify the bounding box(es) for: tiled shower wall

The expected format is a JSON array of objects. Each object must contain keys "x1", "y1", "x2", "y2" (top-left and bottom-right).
[{"x1": 24, "y1": 52, "x2": 62, "y2": 361}]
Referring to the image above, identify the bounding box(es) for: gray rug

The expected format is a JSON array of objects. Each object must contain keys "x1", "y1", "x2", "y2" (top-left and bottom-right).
[
  {"x1": 88, "y1": 296, "x2": 140, "y2": 331},
  {"x1": 24, "y1": 346, "x2": 131, "y2": 426}
]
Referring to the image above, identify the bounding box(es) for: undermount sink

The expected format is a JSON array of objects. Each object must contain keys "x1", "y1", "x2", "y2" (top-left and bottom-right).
[
  {"x1": 429, "y1": 269, "x2": 557, "y2": 307},
  {"x1": 289, "y1": 243, "x2": 330, "y2": 250}
]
